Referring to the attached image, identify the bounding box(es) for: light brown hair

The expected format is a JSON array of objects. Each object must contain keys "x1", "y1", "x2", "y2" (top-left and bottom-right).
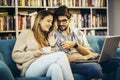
[{"x1": 32, "y1": 10, "x2": 55, "y2": 48}]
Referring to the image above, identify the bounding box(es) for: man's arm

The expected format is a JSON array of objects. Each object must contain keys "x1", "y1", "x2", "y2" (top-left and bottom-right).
[
  {"x1": 67, "y1": 54, "x2": 91, "y2": 62},
  {"x1": 61, "y1": 41, "x2": 92, "y2": 55},
  {"x1": 75, "y1": 43, "x2": 92, "y2": 55},
  {"x1": 74, "y1": 43, "x2": 99, "y2": 59}
]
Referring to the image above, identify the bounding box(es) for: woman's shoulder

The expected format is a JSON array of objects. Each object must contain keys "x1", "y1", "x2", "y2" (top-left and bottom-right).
[
  {"x1": 18, "y1": 29, "x2": 34, "y2": 38},
  {"x1": 21, "y1": 29, "x2": 33, "y2": 35},
  {"x1": 22, "y1": 29, "x2": 32, "y2": 33}
]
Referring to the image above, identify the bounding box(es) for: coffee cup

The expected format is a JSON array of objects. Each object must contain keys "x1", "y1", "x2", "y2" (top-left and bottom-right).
[{"x1": 41, "y1": 47, "x2": 51, "y2": 53}]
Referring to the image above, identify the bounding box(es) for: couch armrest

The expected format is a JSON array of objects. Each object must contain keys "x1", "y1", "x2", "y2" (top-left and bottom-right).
[
  {"x1": 0, "y1": 60, "x2": 15, "y2": 80},
  {"x1": 0, "y1": 52, "x2": 4, "y2": 61},
  {"x1": 116, "y1": 48, "x2": 120, "y2": 57}
]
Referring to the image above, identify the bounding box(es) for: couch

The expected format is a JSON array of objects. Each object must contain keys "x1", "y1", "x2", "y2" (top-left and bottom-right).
[{"x1": 0, "y1": 36, "x2": 120, "y2": 80}]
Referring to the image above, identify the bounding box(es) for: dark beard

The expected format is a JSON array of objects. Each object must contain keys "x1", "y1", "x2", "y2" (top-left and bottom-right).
[{"x1": 58, "y1": 26, "x2": 68, "y2": 31}]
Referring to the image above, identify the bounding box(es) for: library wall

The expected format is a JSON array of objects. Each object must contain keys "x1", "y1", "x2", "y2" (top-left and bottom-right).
[
  {"x1": 0, "y1": 0, "x2": 108, "y2": 39},
  {"x1": 109, "y1": 0, "x2": 120, "y2": 35}
]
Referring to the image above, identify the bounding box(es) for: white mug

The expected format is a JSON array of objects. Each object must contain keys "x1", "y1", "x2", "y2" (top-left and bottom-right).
[{"x1": 41, "y1": 47, "x2": 51, "y2": 53}]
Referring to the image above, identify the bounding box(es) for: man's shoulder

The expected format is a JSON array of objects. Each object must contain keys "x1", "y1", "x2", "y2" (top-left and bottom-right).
[{"x1": 72, "y1": 29, "x2": 84, "y2": 35}]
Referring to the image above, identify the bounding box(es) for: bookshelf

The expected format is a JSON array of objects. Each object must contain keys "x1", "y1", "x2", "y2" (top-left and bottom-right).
[
  {"x1": 0, "y1": 0, "x2": 109, "y2": 39},
  {"x1": 0, "y1": 0, "x2": 15, "y2": 39}
]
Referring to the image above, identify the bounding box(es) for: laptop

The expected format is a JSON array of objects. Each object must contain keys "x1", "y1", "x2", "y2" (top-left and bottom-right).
[{"x1": 75, "y1": 35, "x2": 120, "y2": 63}]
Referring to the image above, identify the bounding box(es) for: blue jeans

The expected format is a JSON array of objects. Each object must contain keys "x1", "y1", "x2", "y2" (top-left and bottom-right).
[
  {"x1": 100, "y1": 58, "x2": 120, "y2": 80},
  {"x1": 70, "y1": 58, "x2": 120, "y2": 80},
  {"x1": 100, "y1": 58, "x2": 119, "y2": 73},
  {"x1": 70, "y1": 62, "x2": 103, "y2": 79}
]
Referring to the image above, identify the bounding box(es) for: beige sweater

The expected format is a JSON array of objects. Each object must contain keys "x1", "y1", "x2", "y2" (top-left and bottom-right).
[{"x1": 12, "y1": 29, "x2": 41, "y2": 76}]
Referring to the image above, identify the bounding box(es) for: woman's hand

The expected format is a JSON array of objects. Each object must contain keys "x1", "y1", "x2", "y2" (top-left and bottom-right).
[
  {"x1": 61, "y1": 41, "x2": 75, "y2": 49},
  {"x1": 34, "y1": 52, "x2": 43, "y2": 58},
  {"x1": 48, "y1": 32, "x2": 58, "y2": 47}
]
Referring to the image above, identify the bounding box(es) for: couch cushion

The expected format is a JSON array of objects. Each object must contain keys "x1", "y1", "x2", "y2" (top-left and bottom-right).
[
  {"x1": 0, "y1": 60, "x2": 15, "y2": 80},
  {"x1": 15, "y1": 74, "x2": 86, "y2": 80},
  {"x1": 116, "y1": 48, "x2": 120, "y2": 57},
  {"x1": 0, "y1": 39, "x2": 20, "y2": 77},
  {"x1": 16, "y1": 77, "x2": 50, "y2": 80},
  {"x1": 0, "y1": 52, "x2": 4, "y2": 61},
  {"x1": 86, "y1": 36, "x2": 105, "y2": 53}
]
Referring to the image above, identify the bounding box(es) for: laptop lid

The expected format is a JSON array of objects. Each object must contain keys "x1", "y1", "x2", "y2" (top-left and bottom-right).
[{"x1": 98, "y1": 35, "x2": 120, "y2": 63}]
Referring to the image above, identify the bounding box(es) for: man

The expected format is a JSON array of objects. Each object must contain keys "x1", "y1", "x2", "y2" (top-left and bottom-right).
[{"x1": 54, "y1": 5, "x2": 119, "y2": 80}]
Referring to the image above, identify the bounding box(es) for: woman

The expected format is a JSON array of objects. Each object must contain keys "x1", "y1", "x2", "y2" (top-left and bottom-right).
[{"x1": 12, "y1": 10, "x2": 74, "y2": 80}]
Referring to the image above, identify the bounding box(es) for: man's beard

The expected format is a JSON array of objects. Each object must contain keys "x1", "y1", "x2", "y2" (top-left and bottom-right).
[{"x1": 58, "y1": 25, "x2": 68, "y2": 31}]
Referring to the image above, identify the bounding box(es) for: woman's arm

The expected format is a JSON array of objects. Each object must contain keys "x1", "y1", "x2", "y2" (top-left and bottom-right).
[{"x1": 12, "y1": 30, "x2": 43, "y2": 64}]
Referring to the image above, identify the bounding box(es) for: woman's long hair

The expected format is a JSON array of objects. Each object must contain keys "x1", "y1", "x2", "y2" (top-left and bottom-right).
[{"x1": 32, "y1": 10, "x2": 55, "y2": 48}]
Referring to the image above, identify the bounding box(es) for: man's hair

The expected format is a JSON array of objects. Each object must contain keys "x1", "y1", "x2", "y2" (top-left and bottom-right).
[{"x1": 54, "y1": 5, "x2": 71, "y2": 19}]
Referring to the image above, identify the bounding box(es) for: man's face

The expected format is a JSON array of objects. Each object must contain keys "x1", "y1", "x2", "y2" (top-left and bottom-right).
[{"x1": 57, "y1": 16, "x2": 69, "y2": 31}]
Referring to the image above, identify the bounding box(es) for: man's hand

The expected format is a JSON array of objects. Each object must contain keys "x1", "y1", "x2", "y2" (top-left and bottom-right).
[
  {"x1": 67, "y1": 54, "x2": 90, "y2": 62},
  {"x1": 86, "y1": 53, "x2": 100, "y2": 60},
  {"x1": 67, "y1": 53, "x2": 99, "y2": 62}
]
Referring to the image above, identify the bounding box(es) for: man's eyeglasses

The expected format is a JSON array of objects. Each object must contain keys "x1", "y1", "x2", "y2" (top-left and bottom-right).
[{"x1": 57, "y1": 19, "x2": 68, "y2": 24}]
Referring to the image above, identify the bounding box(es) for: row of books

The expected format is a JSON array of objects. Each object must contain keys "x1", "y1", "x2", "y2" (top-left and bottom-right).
[
  {"x1": 0, "y1": 11, "x2": 107, "y2": 31},
  {"x1": 71, "y1": 13, "x2": 107, "y2": 29},
  {"x1": 0, "y1": 34, "x2": 15, "y2": 40},
  {"x1": 18, "y1": 0, "x2": 45, "y2": 7},
  {"x1": 17, "y1": 12, "x2": 107, "y2": 31},
  {"x1": 0, "y1": 0, "x2": 14, "y2": 6},
  {"x1": 95, "y1": 30, "x2": 107, "y2": 35},
  {"x1": 18, "y1": 11, "x2": 37, "y2": 30},
  {"x1": 17, "y1": 0, "x2": 107, "y2": 7},
  {"x1": 92, "y1": 14, "x2": 107, "y2": 28},
  {"x1": 17, "y1": 10, "x2": 107, "y2": 30},
  {"x1": 0, "y1": 12, "x2": 15, "y2": 31},
  {"x1": 82, "y1": 30, "x2": 107, "y2": 36}
]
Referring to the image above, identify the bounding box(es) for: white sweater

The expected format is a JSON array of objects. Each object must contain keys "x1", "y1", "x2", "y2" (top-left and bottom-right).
[{"x1": 12, "y1": 29, "x2": 41, "y2": 76}]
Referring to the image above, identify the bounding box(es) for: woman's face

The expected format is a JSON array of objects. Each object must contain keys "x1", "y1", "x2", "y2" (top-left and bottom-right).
[{"x1": 40, "y1": 15, "x2": 53, "y2": 32}]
